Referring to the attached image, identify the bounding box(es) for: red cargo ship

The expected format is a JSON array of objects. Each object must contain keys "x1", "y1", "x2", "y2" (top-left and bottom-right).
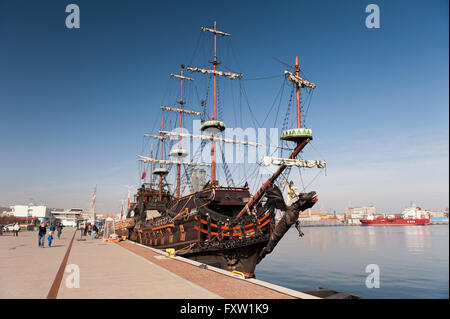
[{"x1": 360, "y1": 205, "x2": 430, "y2": 226}]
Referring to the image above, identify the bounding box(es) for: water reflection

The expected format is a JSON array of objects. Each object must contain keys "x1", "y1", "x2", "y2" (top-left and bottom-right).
[
  {"x1": 297, "y1": 226, "x2": 434, "y2": 254},
  {"x1": 256, "y1": 225, "x2": 449, "y2": 298},
  {"x1": 366, "y1": 227, "x2": 377, "y2": 251},
  {"x1": 404, "y1": 226, "x2": 431, "y2": 253},
  {"x1": 299, "y1": 227, "x2": 378, "y2": 251}
]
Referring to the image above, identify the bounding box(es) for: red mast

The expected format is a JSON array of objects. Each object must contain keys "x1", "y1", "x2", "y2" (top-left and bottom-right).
[
  {"x1": 236, "y1": 55, "x2": 313, "y2": 219},
  {"x1": 177, "y1": 66, "x2": 184, "y2": 198},
  {"x1": 295, "y1": 56, "x2": 301, "y2": 128},
  {"x1": 126, "y1": 188, "x2": 131, "y2": 215},
  {"x1": 210, "y1": 21, "x2": 218, "y2": 185},
  {"x1": 159, "y1": 117, "x2": 164, "y2": 201},
  {"x1": 190, "y1": 23, "x2": 238, "y2": 186},
  {"x1": 149, "y1": 150, "x2": 153, "y2": 186}
]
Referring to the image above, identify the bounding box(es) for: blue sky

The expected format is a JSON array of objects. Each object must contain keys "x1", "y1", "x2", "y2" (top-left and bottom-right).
[{"x1": 0, "y1": 0, "x2": 448, "y2": 213}]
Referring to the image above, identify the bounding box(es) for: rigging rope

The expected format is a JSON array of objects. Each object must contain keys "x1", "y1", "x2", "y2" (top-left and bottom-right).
[
  {"x1": 218, "y1": 141, "x2": 234, "y2": 187},
  {"x1": 217, "y1": 77, "x2": 222, "y2": 121},
  {"x1": 202, "y1": 75, "x2": 212, "y2": 121},
  {"x1": 238, "y1": 80, "x2": 261, "y2": 128},
  {"x1": 302, "y1": 88, "x2": 315, "y2": 126},
  {"x1": 279, "y1": 86, "x2": 295, "y2": 192}
]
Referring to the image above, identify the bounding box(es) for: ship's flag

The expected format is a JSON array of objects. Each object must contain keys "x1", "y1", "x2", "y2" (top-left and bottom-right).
[{"x1": 141, "y1": 170, "x2": 146, "y2": 180}]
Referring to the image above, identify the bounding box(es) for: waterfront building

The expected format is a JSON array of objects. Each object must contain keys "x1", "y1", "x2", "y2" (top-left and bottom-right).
[
  {"x1": 301, "y1": 209, "x2": 328, "y2": 218},
  {"x1": 345, "y1": 206, "x2": 376, "y2": 219},
  {"x1": 427, "y1": 210, "x2": 446, "y2": 218},
  {"x1": 298, "y1": 210, "x2": 330, "y2": 223},
  {"x1": 426, "y1": 209, "x2": 449, "y2": 224},
  {"x1": 10, "y1": 205, "x2": 51, "y2": 219},
  {"x1": 50, "y1": 208, "x2": 84, "y2": 226}
]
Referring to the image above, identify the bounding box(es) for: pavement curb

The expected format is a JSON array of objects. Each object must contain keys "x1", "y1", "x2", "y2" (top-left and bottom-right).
[{"x1": 125, "y1": 240, "x2": 321, "y2": 299}]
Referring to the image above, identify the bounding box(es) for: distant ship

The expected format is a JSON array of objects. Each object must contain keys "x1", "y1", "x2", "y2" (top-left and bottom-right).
[{"x1": 360, "y1": 205, "x2": 430, "y2": 226}]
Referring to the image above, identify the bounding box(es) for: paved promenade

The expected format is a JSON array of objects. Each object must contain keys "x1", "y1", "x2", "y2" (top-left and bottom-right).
[
  {"x1": 58, "y1": 233, "x2": 220, "y2": 298},
  {"x1": 0, "y1": 228, "x2": 76, "y2": 298},
  {"x1": 0, "y1": 229, "x2": 314, "y2": 299}
]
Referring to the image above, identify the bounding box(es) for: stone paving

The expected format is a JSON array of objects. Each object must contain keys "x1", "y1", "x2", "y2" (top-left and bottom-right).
[
  {"x1": 58, "y1": 233, "x2": 220, "y2": 299},
  {"x1": 1, "y1": 229, "x2": 219, "y2": 298},
  {"x1": 0, "y1": 229, "x2": 301, "y2": 299},
  {"x1": 118, "y1": 241, "x2": 296, "y2": 299},
  {"x1": 0, "y1": 228, "x2": 76, "y2": 298}
]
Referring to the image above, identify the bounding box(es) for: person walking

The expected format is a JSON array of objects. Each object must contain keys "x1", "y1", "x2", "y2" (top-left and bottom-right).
[
  {"x1": 38, "y1": 222, "x2": 46, "y2": 247},
  {"x1": 56, "y1": 224, "x2": 63, "y2": 239},
  {"x1": 49, "y1": 223, "x2": 56, "y2": 239},
  {"x1": 13, "y1": 223, "x2": 20, "y2": 237},
  {"x1": 47, "y1": 231, "x2": 53, "y2": 247},
  {"x1": 92, "y1": 224, "x2": 98, "y2": 239}
]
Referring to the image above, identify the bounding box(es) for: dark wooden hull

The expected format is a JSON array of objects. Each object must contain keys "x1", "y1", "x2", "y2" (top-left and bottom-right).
[
  {"x1": 126, "y1": 186, "x2": 274, "y2": 277},
  {"x1": 123, "y1": 183, "x2": 319, "y2": 278},
  {"x1": 182, "y1": 239, "x2": 268, "y2": 276}
]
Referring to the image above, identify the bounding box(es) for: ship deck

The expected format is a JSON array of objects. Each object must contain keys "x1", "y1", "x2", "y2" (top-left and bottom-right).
[{"x1": 0, "y1": 228, "x2": 320, "y2": 299}]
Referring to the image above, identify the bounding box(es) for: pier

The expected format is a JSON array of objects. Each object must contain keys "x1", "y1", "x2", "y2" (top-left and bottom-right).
[{"x1": 0, "y1": 229, "x2": 320, "y2": 299}]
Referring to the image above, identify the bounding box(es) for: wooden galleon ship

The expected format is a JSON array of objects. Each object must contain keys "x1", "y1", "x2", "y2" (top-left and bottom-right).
[{"x1": 117, "y1": 22, "x2": 326, "y2": 278}]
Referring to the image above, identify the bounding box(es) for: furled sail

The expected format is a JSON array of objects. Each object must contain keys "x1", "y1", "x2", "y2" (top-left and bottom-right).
[
  {"x1": 262, "y1": 156, "x2": 326, "y2": 168},
  {"x1": 138, "y1": 155, "x2": 211, "y2": 167},
  {"x1": 284, "y1": 70, "x2": 316, "y2": 89},
  {"x1": 160, "y1": 106, "x2": 201, "y2": 116},
  {"x1": 201, "y1": 26, "x2": 230, "y2": 37},
  {"x1": 170, "y1": 74, "x2": 194, "y2": 81},
  {"x1": 159, "y1": 130, "x2": 262, "y2": 146},
  {"x1": 144, "y1": 134, "x2": 166, "y2": 140},
  {"x1": 187, "y1": 67, "x2": 242, "y2": 80}
]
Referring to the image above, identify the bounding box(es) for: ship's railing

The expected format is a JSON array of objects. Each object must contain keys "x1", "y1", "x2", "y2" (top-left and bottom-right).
[{"x1": 173, "y1": 186, "x2": 250, "y2": 202}]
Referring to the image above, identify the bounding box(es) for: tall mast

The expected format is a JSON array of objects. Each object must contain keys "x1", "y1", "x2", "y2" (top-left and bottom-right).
[
  {"x1": 236, "y1": 56, "x2": 318, "y2": 218},
  {"x1": 211, "y1": 21, "x2": 218, "y2": 185},
  {"x1": 161, "y1": 66, "x2": 194, "y2": 198},
  {"x1": 295, "y1": 56, "x2": 301, "y2": 128},
  {"x1": 149, "y1": 150, "x2": 153, "y2": 186},
  {"x1": 177, "y1": 65, "x2": 184, "y2": 198},
  {"x1": 126, "y1": 187, "x2": 131, "y2": 214},
  {"x1": 159, "y1": 117, "x2": 164, "y2": 201},
  {"x1": 91, "y1": 185, "x2": 97, "y2": 222},
  {"x1": 187, "y1": 22, "x2": 240, "y2": 187},
  {"x1": 120, "y1": 199, "x2": 124, "y2": 220}
]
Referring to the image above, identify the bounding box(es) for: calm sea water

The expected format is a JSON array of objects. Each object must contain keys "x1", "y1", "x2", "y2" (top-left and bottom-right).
[{"x1": 255, "y1": 225, "x2": 449, "y2": 299}]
